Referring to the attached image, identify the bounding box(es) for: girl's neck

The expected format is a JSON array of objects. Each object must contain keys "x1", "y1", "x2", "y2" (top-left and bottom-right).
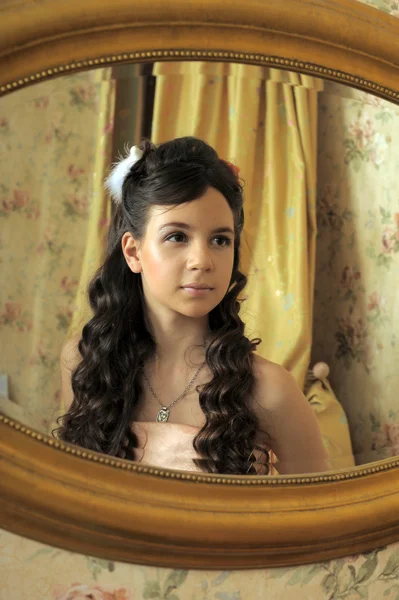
[{"x1": 143, "y1": 333, "x2": 214, "y2": 378}]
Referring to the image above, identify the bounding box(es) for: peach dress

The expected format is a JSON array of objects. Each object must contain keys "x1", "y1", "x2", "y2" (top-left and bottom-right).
[{"x1": 131, "y1": 422, "x2": 277, "y2": 475}]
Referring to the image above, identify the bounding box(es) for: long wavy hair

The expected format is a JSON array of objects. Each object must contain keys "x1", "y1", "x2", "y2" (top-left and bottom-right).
[{"x1": 55, "y1": 136, "x2": 270, "y2": 474}]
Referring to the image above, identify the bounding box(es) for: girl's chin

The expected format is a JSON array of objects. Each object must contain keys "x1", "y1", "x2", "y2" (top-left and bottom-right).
[{"x1": 176, "y1": 300, "x2": 221, "y2": 318}]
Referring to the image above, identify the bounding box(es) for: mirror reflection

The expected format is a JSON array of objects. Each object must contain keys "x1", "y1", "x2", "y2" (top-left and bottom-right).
[{"x1": 0, "y1": 62, "x2": 398, "y2": 475}]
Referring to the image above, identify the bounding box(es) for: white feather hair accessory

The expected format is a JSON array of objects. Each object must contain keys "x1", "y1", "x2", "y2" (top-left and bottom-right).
[{"x1": 104, "y1": 145, "x2": 144, "y2": 205}]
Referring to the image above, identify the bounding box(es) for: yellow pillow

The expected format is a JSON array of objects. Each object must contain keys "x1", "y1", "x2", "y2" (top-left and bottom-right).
[{"x1": 306, "y1": 364, "x2": 355, "y2": 470}]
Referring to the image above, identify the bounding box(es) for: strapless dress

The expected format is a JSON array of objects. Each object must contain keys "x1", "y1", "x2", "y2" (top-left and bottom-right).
[{"x1": 130, "y1": 421, "x2": 277, "y2": 475}]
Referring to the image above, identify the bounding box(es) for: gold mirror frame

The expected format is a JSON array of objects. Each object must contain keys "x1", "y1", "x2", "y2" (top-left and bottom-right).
[{"x1": 1, "y1": 0, "x2": 399, "y2": 569}]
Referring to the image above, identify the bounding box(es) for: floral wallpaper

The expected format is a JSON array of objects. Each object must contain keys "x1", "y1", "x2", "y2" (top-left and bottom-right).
[
  {"x1": 312, "y1": 80, "x2": 399, "y2": 465},
  {"x1": 1, "y1": 529, "x2": 399, "y2": 600},
  {"x1": 361, "y1": 0, "x2": 399, "y2": 15},
  {"x1": 0, "y1": 69, "x2": 113, "y2": 433}
]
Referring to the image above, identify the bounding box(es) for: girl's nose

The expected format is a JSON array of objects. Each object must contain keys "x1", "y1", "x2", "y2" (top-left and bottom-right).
[{"x1": 186, "y1": 243, "x2": 213, "y2": 271}]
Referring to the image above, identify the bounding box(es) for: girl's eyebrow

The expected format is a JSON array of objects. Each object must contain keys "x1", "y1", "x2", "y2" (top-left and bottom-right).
[{"x1": 158, "y1": 222, "x2": 234, "y2": 235}]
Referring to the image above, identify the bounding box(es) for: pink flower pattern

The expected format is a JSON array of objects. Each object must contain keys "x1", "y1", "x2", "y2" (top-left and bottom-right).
[
  {"x1": 345, "y1": 114, "x2": 390, "y2": 169},
  {"x1": 372, "y1": 424, "x2": 399, "y2": 457},
  {"x1": 61, "y1": 276, "x2": 78, "y2": 293},
  {"x1": 65, "y1": 194, "x2": 89, "y2": 217},
  {"x1": 68, "y1": 164, "x2": 86, "y2": 178},
  {"x1": 367, "y1": 291, "x2": 385, "y2": 313},
  {"x1": 34, "y1": 96, "x2": 50, "y2": 109},
  {"x1": 53, "y1": 584, "x2": 131, "y2": 600},
  {"x1": 340, "y1": 266, "x2": 361, "y2": 290}
]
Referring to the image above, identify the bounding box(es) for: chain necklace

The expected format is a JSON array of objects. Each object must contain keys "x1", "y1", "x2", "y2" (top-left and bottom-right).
[{"x1": 141, "y1": 361, "x2": 206, "y2": 422}]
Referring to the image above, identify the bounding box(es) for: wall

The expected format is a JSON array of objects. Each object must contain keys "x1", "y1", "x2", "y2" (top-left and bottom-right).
[
  {"x1": 1, "y1": 529, "x2": 399, "y2": 600},
  {"x1": 313, "y1": 79, "x2": 399, "y2": 465},
  {"x1": 1, "y1": 1, "x2": 398, "y2": 599}
]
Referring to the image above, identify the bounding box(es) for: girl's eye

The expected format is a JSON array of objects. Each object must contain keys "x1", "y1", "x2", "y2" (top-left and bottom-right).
[
  {"x1": 165, "y1": 233, "x2": 232, "y2": 247},
  {"x1": 213, "y1": 236, "x2": 232, "y2": 247},
  {"x1": 166, "y1": 233, "x2": 187, "y2": 243}
]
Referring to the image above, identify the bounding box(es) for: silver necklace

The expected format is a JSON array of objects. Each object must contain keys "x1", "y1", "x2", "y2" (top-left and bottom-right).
[{"x1": 141, "y1": 361, "x2": 206, "y2": 422}]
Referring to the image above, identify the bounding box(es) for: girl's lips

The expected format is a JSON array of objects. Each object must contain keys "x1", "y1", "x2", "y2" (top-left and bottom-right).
[
  {"x1": 182, "y1": 286, "x2": 213, "y2": 295},
  {"x1": 182, "y1": 283, "x2": 212, "y2": 289}
]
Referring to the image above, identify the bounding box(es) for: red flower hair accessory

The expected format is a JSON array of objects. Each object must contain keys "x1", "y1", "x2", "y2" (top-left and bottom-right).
[{"x1": 222, "y1": 160, "x2": 240, "y2": 178}]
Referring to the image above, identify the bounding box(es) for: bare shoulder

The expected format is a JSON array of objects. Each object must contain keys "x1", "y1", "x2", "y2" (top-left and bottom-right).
[
  {"x1": 252, "y1": 354, "x2": 298, "y2": 412},
  {"x1": 251, "y1": 354, "x2": 329, "y2": 474},
  {"x1": 60, "y1": 334, "x2": 82, "y2": 372}
]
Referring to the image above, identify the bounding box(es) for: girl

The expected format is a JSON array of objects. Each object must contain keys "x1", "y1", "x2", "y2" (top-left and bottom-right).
[{"x1": 56, "y1": 136, "x2": 328, "y2": 476}]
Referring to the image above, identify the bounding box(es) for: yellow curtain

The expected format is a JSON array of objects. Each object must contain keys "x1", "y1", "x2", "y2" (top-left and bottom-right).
[
  {"x1": 67, "y1": 72, "x2": 115, "y2": 340},
  {"x1": 151, "y1": 62, "x2": 323, "y2": 389}
]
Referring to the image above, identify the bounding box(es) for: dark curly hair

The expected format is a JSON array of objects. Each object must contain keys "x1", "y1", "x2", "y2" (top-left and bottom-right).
[{"x1": 55, "y1": 136, "x2": 270, "y2": 475}]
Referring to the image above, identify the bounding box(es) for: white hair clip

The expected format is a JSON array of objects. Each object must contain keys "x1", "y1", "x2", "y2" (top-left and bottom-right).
[{"x1": 104, "y1": 145, "x2": 144, "y2": 205}]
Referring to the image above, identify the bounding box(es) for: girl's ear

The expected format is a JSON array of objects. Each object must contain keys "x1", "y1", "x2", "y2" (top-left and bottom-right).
[{"x1": 121, "y1": 232, "x2": 142, "y2": 273}]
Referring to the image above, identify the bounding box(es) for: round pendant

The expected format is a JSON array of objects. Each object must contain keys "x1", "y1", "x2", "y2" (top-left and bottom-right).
[{"x1": 156, "y1": 407, "x2": 170, "y2": 422}]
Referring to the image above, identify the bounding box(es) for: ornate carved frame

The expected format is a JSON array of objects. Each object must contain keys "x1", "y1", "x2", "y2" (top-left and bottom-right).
[{"x1": 0, "y1": 0, "x2": 398, "y2": 569}]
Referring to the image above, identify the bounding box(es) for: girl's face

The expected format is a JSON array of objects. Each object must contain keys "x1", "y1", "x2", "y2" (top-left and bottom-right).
[{"x1": 122, "y1": 187, "x2": 235, "y2": 319}]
